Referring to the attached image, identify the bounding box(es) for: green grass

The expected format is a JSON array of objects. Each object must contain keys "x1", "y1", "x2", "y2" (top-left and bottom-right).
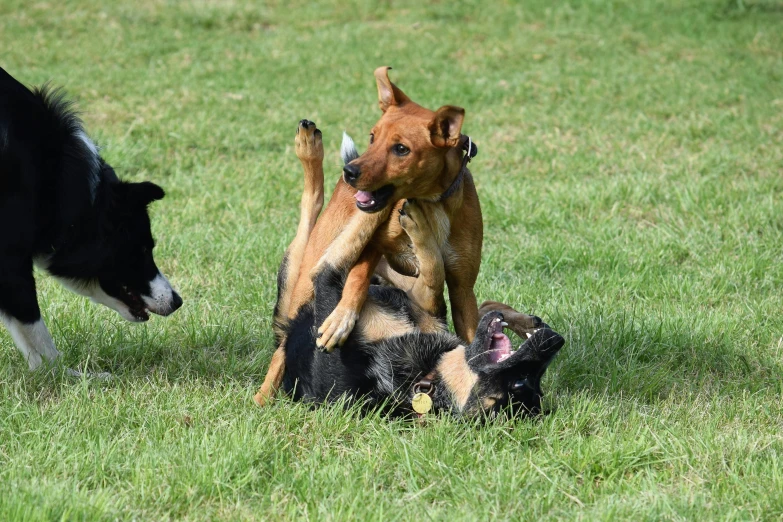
[{"x1": 2, "y1": 0, "x2": 783, "y2": 519}]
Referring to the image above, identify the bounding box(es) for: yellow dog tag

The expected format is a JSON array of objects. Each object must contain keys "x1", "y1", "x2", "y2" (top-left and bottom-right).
[{"x1": 412, "y1": 392, "x2": 433, "y2": 414}]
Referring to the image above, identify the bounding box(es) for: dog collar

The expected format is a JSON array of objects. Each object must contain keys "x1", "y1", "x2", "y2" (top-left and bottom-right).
[
  {"x1": 437, "y1": 135, "x2": 477, "y2": 203},
  {"x1": 411, "y1": 370, "x2": 438, "y2": 416}
]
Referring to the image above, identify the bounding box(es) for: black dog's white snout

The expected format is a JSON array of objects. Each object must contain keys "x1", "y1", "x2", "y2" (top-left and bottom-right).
[{"x1": 142, "y1": 273, "x2": 183, "y2": 317}]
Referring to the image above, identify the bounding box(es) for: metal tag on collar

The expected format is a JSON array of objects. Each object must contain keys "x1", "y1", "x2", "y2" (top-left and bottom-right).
[
  {"x1": 412, "y1": 373, "x2": 436, "y2": 415},
  {"x1": 411, "y1": 392, "x2": 433, "y2": 414}
]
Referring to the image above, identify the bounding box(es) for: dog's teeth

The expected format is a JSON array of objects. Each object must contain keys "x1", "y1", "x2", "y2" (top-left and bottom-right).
[
  {"x1": 526, "y1": 333, "x2": 532, "y2": 339},
  {"x1": 501, "y1": 321, "x2": 508, "y2": 327}
]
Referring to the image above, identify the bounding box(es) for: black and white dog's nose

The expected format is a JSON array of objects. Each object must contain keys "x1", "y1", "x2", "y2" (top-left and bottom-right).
[{"x1": 170, "y1": 291, "x2": 183, "y2": 312}]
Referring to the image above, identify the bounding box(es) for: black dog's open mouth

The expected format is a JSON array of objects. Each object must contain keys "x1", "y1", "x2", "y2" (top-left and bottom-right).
[
  {"x1": 486, "y1": 316, "x2": 515, "y2": 364},
  {"x1": 121, "y1": 286, "x2": 149, "y2": 321},
  {"x1": 353, "y1": 185, "x2": 394, "y2": 213}
]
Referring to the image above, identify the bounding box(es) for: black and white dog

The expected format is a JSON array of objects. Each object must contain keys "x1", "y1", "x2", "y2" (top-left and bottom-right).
[{"x1": 0, "y1": 66, "x2": 182, "y2": 372}]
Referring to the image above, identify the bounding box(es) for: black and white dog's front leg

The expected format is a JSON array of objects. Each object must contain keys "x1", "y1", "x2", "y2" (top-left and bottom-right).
[
  {"x1": 0, "y1": 259, "x2": 61, "y2": 370},
  {"x1": 1, "y1": 314, "x2": 60, "y2": 370}
]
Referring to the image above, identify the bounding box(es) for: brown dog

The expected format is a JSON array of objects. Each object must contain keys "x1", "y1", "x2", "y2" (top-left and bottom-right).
[
  {"x1": 255, "y1": 67, "x2": 483, "y2": 405},
  {"x1": 253, "y1": 117, "x2": 561, "y2": 417}
]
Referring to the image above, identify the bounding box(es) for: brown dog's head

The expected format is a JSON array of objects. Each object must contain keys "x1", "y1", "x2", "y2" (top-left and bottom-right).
[{"x1": 342, "y1": 67, "x2": 467, "y2": 213}]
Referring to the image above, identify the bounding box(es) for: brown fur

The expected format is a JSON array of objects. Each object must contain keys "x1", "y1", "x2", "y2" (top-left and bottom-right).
[
  {"x1": 316, "y1": 67, "x2": 483, "y2": 351},
  {"x1": 436, "y1": 346, "x2": 479, "y2": 409},
  {"x1": 479, "y1": 301, "x2": 543, "y2": 339},
  {"x1": 255, "y1": 67, "x2": 484, "y2": 405}
]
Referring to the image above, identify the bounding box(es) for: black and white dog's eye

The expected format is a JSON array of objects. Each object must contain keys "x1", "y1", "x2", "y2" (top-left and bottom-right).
[{"x1": 392, "y1": 143, "x2": 410, "y2": 156}]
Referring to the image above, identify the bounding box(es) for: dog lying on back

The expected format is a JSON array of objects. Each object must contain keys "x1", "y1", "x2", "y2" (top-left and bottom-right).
[
  {"x1": 256, "y1": 67, "x2": 483, "y2": 404},
  {"x1": 0, "y1": 67, "x2": 182, "y2": 373},
  {"x1": 255, "y1": 120, "x2": 563, "y2": 416}
]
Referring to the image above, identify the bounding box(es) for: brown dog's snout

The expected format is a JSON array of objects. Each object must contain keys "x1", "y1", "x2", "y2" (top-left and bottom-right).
[{"x1": 343, "y1": 163, "x2": 361, "y2": 185}]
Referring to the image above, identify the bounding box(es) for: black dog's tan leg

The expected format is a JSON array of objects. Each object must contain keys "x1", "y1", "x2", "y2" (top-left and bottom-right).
[
  {"x1": 254, "y1": 343, "x2": 286, "y2": 407},
  {"x1": 256, "y1": 120, "x2": 324, "y2": 407},
  {"x1": 478, "y1": 301, "x2": 542, "y2": 340},
  {"x1": 399, "y1": 200, "x2": 446, "y2": 318},
  {"x1": 275, "y1": 120, "x2": 325, "y2": 322}
]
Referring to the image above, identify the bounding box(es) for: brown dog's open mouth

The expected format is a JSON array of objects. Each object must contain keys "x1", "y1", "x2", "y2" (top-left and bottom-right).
[{"x1": 354, "y1": 185, "x2": 394, "y2": 213}]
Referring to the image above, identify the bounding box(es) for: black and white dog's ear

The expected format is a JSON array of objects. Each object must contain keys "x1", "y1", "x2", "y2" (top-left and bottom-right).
[{"x1": 124, "y1": 181, "x2": 166, "y2": 206}]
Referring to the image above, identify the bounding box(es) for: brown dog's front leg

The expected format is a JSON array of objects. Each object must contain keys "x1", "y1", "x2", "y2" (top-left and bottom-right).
[
  {"x1": 448, "y1": 282, "x2": 480, "y2": 343},
  {"x1": 316, "y1": 247, "x2": 382, "y2": 351},
  {"x1": 311, "y1": 206, "x2": 391, "y2": 276}
]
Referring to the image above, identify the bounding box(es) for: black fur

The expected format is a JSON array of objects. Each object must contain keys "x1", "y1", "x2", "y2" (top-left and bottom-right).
[
  {"x1": 0, "y1": 66, "x2": 181, "y2": 367},
  {"x1": 281, "y1": 262, "x2": 564, "y2": 418}
]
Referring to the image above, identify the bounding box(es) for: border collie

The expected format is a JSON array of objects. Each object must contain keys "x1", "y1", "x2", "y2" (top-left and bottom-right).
[{"x1": 0, "y1": 66, "x2": 182, "y2": 372}]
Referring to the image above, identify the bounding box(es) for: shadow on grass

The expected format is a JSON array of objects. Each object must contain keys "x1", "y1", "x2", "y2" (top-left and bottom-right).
[
  {"x1": 2, "y1": 313, "x2": 273, "y2": 402},
  {"x1": 7, "y1": 303, "x2": 782, "y2": 408},
  {"x1": 547, "y1": 307, "x2": 783, "y2": 403}
]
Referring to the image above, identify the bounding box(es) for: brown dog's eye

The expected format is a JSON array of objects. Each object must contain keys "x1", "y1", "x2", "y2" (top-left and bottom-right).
[
  {"x1": 369, "y1": 133, "x2": 374, "y2": 145},
  {"x1": 392, "y1": 143, "x2": 410, "y2": 156}
]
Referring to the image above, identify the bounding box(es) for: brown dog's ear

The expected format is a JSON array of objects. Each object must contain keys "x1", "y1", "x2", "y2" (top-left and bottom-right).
[
  {"x1": 375, "y1": 66, "x2": 410, "y2": 112},
  {"x1": 429, "y1": 105, "x2": 465, "y2": 148}
]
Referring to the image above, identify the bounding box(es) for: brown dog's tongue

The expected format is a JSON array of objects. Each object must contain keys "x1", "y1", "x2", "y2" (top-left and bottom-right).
[{"x1": 354, "y1": 191, "x2": 374, "y2": 204}]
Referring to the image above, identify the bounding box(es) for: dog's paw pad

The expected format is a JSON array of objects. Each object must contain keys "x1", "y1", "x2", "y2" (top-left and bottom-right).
[{"x1": 295, "y1": 119, "x2": 324, "y2": 161}]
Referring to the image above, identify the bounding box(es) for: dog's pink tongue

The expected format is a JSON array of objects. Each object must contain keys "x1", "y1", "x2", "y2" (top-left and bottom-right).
[
  {"x1": 489, "y1": 333, "x2": 513, "y2": 364},
  {"x1": 354, "y1": 191, "x2": 373, "y2": 204}
]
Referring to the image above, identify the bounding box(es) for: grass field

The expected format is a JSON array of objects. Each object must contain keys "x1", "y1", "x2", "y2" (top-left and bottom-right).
[{"x1": 2, "y1": 0, "x2": 783, "y2": 519}]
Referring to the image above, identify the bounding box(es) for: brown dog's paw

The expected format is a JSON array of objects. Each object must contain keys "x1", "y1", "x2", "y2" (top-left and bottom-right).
[
  {"x1": 316, "y1": 306, "x2": 358, "y2": 352},
  {"x1": 399, "y1": 199, "x2": 427, "y2": 240},
  {"x1": 295, "y1": 119, "x2": 324, "y2": 163}
]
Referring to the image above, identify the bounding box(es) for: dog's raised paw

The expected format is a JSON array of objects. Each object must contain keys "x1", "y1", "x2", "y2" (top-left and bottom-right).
[
  {"x1": 399, "y1": 199, "x2": 428, "y2": 240},
  {"x1": 295, "y1": 119, "x2": 324, "y2": 163}
]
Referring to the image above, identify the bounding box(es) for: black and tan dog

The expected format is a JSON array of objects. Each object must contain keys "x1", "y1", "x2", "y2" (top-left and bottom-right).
[
  {"x1": 253, "y1": 121, "x2": 563, "y2": 416},
  {"x1": 255, "y1": 67, "x2": 484, "y2": 405}
]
